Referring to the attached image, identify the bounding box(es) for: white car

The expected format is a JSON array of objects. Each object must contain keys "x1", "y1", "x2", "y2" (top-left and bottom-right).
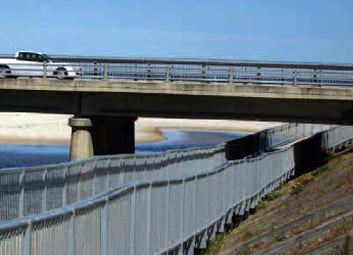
[{"x1": 0, "y1": 51, "x2": 81, "y2": 79}]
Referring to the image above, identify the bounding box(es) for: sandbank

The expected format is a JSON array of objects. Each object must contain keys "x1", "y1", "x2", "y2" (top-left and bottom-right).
[{"x1": 0, "y1": 113, "x2": 282, "y2": 145}]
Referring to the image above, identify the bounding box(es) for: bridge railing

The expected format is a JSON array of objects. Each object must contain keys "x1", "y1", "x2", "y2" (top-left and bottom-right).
[
  {"x1": 0, "y1": 124, "x2": 349, "y2": 223},
  {"x1": 2, "y1": 56, "x2": 353, "y2": 86},
  {"x1": 0, "y1": 146, "x2": 295, "y2": 255}
]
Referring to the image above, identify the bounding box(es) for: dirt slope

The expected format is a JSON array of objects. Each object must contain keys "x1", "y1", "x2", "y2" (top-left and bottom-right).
[{"x1": 207, "y1": 150, "x2": 353, "y2": 255}]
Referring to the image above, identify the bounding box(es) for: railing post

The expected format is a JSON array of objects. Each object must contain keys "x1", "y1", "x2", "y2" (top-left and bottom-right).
[
  {"x1": 165, "y1": 65, "x2": 170, "y2": 82},
  {"x1": 313, "y1": 69, "x2": 317, "y2": 84},
  {"x1": 103, "y1": 64, "x2": 108, "y2": 80},
  {"x1": 293, "y1": 70, "x2": 297, "y2": 86},
  {"x1": 92, "y1": 160, "x2": 97, "y2": 196},
  {"x1": 201, "y1": 64, "x2": 206, "y2": 81},
  {"x1": 94, "y1": 62, "x2": 98, "y2": 76},
  {"x1": 101, "y1": 199, "x2": 109, "y2": 255},
  {"x1": 62, "y1": 166, "x2": 68, "y2": 206},
  {"x1": 146, "y1": 183, "x2": 152, "y2": 255},
  {"x1": 21, "y1": 222, "x2": 32, "y2": 255},
  {"x1": 43, "y1": 61, "x2": 47, "y2": 79},
  {"x1": 129, "y1": 187, "x2": 136, "y2": 255},
  {"x1": 165, "y1": 181, "x2": 170, "y2": 250},
  {"x1": 147, "y1": 64, "x2": 152, "y2": 80},
  {"x1": 228, "y1": 67, "x2": 234, "y2": 84},
  {"x1": 256, "y1": 66, "x2": 261, "y2": 83},
  {"x1": 68, "y1": 211, "x2": 75, "y2": 255},
  {"x1": 19, "y1": 171, "x2": 25, "y2": 218},
  {"x1": 179, "y1": 179, "x2": 185, "y2": 255},
  {"x1": 105, "y1": 159, "x2": 111, "y2": 190},
  {"x1": 42, "y1": 169, "x2": 47, "y2": 212}
]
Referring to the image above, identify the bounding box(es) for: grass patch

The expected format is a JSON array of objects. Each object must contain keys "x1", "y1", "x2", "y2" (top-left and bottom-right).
[
  {"x1": 233, "y1": 245, "x2": 250, "y2": 255},
  {"x1": 290, "y1": 173, "x2": 314, "y2": 195},
  {"x1": 312, "y1": 164, "x2": 330, "y2": 176},
  {"x1": 255, "y1": 201, "x2": 267, "y2": 211},
  {"x1": 266, "y1": 190, "x2": 283, "y2": 201},
  {"x1": 206, "y1": 234, "x2": 226, "y2": 254},
  {"x1": 241, "y1": 230, "x2": 255, "y2": 241}
]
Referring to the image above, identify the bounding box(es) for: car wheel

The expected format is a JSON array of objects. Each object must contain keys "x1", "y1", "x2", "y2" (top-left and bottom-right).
[
  {"x1": 0, "y1": 66, "x2": 10, "y2": 78},
  {"x1": 55, "y1": 68, "x2": 68, "y2": 79}
]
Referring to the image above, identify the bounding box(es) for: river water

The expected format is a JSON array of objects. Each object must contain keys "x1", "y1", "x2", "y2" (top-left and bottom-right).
[{"x1": 0, "y1": 131, "x2": 243, "y2": 169}]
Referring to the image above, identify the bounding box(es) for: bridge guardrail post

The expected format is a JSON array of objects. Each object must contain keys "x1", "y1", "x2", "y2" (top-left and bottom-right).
[
  {"x1": 94, "y1": 62, "x2": 98, "y2": 76},
  {"x1": 293, "y1": 70, "x2": 297, "y2": 86},
  {"x1": 202, "y1": 64, "x2": 206, "y2": 81},
  {"x1": 256, "y1": 66, "x2": 261, "y2": 83},
  {"x1": 313, "y1": 69, "x2": 317, "y2": 84},
  {"x1": 43, "y1": 61, "x2": 47, "y2": 79},
  {"x1": 228, "y1": 67, "x2": 234, "y2": 84},
  {"x1": 147, "y1": 64, "x2": 152, "y2": 80},
  {"x1": 165, "y1": 65, "x2": 170, "y2": 82},
  {"x1": 103, "y1": 64, "x2": 108, "y2": 80}
]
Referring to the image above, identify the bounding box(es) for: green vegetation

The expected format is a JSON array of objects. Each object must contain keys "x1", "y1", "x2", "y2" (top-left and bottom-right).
[{"x1": 290, "y1": 173, "x2": 314, "y2": 195}]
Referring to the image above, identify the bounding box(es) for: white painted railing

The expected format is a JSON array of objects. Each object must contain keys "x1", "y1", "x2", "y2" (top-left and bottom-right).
[{"x1": 0, "y1": 125, "x2": 351, "y2": 255}]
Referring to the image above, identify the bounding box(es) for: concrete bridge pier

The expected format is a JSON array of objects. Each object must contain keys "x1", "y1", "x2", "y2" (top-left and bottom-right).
[
  {"x1": 69, "y1": 116, "x2": 136, "y2": 160},
  {"x1": 69, "y1": 117, "x2": 94, "y2": 160}
]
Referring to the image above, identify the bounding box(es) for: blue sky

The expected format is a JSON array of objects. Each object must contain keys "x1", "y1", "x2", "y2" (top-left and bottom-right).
[{"x1": 1, "y1": 0, "x2": 353, "y2": 62}]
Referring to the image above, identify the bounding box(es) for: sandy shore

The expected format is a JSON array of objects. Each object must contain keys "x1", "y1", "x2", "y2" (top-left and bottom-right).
[{"x1": 0, "y1": 113, "x2": 282, "y2": 144}]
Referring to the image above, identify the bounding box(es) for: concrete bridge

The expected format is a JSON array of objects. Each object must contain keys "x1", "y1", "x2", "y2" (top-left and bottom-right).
[
  {"x1": 0, "y1": 56, "x2": 352, "y2": 159},
  {"x1": 0, "y1": 56, "x2": 353, "y2": 254}
]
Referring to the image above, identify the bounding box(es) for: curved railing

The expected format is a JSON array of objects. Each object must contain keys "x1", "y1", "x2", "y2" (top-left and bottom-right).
[
  {"x1": 0, "y1": 145, "x2": 225, "y2": 222},
  {"x1": 0, "y1": 146, "x2": 295, "y2": 255},
  {"x1": 265, "y1": 123, "x2": 332, "y2": 149},
  {"x1": 0, "y1": 124, "x2": 349, "y2": 223},
  {"x1": 0, "y1": 125, "x2": 351, "y2": 254}
]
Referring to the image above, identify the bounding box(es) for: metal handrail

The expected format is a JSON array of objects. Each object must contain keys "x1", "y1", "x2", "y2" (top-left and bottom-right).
[
  {"x1": 0, "y1": 125, "x2": 351, "y2": 254},
  {"x1": 44, "y1": 55, "x2": 353, "y2": 71},
  {"x1": 2, "y1": 58, "x2": 353, "y2": 86},
  {"x1": 0, "y1": 146, "x2": 295, "y2": 255},
  {"x1": 0, "y1": 123, "x2": 340, "y2": 223}
]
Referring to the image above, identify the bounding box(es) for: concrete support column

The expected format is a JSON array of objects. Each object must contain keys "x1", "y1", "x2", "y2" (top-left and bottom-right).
[
  {"x1": 69, "y1": 116, "x2": 136, "y2": 160},
  {"x1": 90, "y1": 116, "x2": 137, "y2": 155},
  {"x1": 69, "y1": 117, "x2": 94, "y2": 160}
]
